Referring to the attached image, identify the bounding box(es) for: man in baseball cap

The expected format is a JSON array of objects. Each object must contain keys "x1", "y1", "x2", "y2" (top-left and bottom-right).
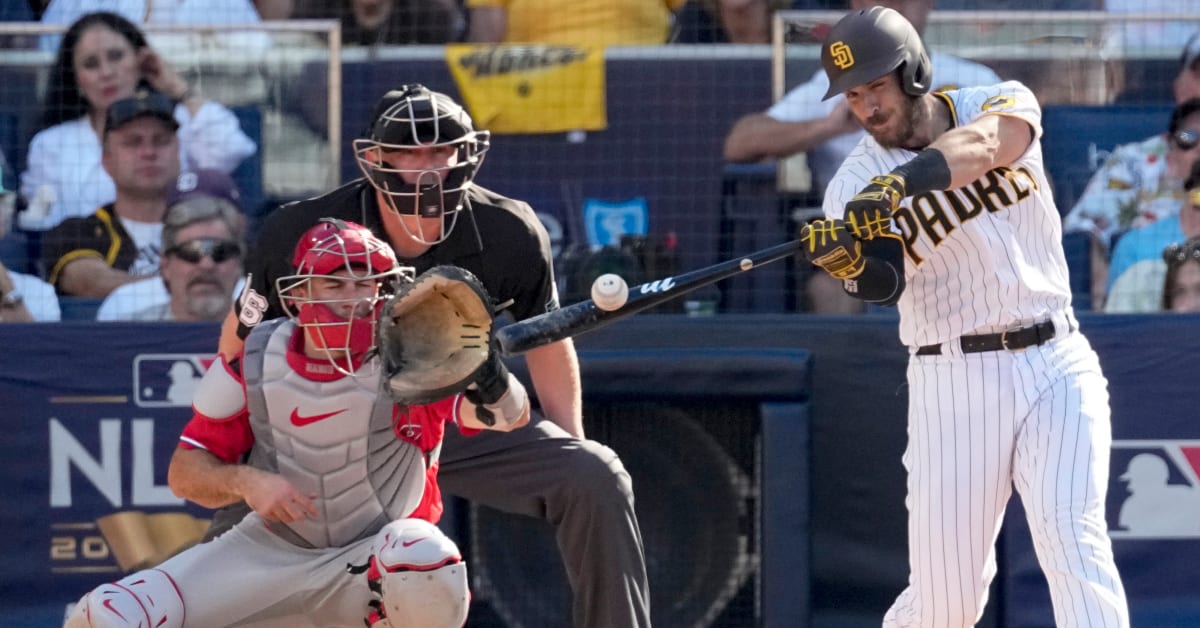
[{"x1": 43, "y1": 90, "x2": 181, "y2": 297}]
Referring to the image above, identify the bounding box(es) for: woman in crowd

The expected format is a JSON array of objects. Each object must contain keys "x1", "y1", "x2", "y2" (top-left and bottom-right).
[
  {"x1": 20, "y1": 11, "x2": 256, "y2": 231},
  {"x1": 1162, "y1": 237, "x2": 1200, "y2": 313}
]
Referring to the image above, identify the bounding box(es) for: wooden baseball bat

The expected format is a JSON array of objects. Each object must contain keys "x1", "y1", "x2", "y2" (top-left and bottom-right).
[{"x1": 497, "y1": 239, "x2": 802, "y2": 355}]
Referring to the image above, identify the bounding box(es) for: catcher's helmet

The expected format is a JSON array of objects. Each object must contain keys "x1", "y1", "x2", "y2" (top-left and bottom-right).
[
  {"x1": 353, "y1": 84, "x2": 490, "y2": 245},
  {"x1": 278, "y1": 219, "x2": 412, "y2": 374},
  {"x1": 821, "y1": 6, "x2": 931, "y2": 101}
]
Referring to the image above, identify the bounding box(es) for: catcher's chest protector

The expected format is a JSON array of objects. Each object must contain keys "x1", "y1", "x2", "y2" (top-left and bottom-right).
[{"x1": 243, "y1": 320, "x2": 427, "y2": 549}]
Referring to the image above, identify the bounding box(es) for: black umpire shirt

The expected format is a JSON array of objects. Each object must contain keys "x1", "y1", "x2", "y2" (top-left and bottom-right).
[{"x1": 235, "y1": 179, "x2": 559, "y2": 339}]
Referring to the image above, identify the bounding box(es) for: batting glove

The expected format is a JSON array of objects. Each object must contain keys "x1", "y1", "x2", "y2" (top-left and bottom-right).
[
  {"x1": 844, "y1": 174, "x2": 905, "y2": 240},
  {"x1": 799, "y1": 219, "x2": 865, "y2": 280}
]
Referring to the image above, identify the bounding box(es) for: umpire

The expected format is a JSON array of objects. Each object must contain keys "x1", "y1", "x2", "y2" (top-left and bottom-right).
[{"x1": 211, "y1": 84, "x2": 650, "y2": 627}]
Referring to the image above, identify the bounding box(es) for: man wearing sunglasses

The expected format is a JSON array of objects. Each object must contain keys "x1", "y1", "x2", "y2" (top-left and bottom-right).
[
  {"x1": 41, "y1": 90, "x2": 180, "y2": 298},
  {"x1": 95, "y1": 169, "x2": 246, "y2": 321}
]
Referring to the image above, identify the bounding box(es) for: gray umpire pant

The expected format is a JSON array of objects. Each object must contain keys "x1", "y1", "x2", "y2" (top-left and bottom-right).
[
  {"x1": 438, "y1": 415, "x2": 651, "y2": 628},
  {"x1": 204, "y1": 415, "x2": 651, "y2": 628}
]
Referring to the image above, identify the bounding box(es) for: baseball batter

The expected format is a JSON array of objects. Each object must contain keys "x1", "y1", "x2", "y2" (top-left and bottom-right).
[
  {"x1": 799, "y1": 8, "x2": 1129, "y2": 627},
  {"x1": 63, "y1": 220, "x2": 530, "y2": 628}
]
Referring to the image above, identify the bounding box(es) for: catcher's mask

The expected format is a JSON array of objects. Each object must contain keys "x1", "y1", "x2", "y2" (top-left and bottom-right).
[
  {"x1": 277, "y1": 218, "x2": 413, "y2": 375},
  {"x1": 353, "y1": 84, "x2": 491, "y2": 245},
  {"x1": 820, "y1": 6, "x2": 931, "y2": 101}
]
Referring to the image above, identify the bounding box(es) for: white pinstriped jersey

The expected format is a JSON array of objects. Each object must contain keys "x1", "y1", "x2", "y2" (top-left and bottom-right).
[{"x1": 822, "y1": 81, "x2": 1074, "y2": 347}]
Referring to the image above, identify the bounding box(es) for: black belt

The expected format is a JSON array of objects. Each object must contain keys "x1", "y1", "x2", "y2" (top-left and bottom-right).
[{"x1": 916, "y1": 320, "x2": 1060, "y2": 356}]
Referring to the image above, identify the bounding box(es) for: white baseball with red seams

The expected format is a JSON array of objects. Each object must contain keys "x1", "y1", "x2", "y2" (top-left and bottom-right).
[{"x1": 591, "y1": 273, "x2": 629, "y2": 311}]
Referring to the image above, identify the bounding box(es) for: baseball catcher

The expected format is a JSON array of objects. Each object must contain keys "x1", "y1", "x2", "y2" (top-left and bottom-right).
[{"x1": 64, "y1": 219, "x2": 529, "y2": 628}]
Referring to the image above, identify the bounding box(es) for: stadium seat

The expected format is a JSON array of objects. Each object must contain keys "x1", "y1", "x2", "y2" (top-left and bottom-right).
[
  {"x1": 0, "y1": 111, "x2": 18, "y2": 192},
  {"x1": 229, "y1": 105, "x2": 265, "y2": 234},
  {"x1": 0, "y1": 229, "x2": 30, "y2": 275},
  {"x1": 1041, "y1": 103, "x2": 1175, "y2": 214},
  {"x1": 57, "y1": 297, "x2": 104, "y2": 321},
  {"x1": 1062, "y1": 230, "x2": 1092, "y2": 312}
]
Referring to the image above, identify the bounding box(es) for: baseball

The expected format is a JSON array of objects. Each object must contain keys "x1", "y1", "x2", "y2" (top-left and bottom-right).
[
  {"x1": 591, "y1": 273, "x2": 629, "y2": 311},
  {"x1": 740, "y1": 258, "x2": 753, "y2": 271}
]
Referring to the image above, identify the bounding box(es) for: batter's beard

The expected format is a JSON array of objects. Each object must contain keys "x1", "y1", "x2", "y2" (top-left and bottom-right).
[{"x1": 867, "y1": 96, "x2": 923, "y2": 150}]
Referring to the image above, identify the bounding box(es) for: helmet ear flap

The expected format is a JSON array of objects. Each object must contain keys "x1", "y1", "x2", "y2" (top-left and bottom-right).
[{"x1": 901, "y1": 52, "x2": 932, "y2": 96}]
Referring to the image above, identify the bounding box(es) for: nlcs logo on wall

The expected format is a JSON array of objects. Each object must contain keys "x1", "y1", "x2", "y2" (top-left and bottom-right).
[
  {"x1": 1108, "y1": 440, "x2": 1200, "y2": 539},
  {"x1": 133, "y1": 354, "x2": 214, "y2": 407}
]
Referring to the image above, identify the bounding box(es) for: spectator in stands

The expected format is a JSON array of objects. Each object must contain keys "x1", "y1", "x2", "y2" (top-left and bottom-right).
[
  {"x1": 1065, "y1": 97, "x2": 1200, "y2": 308},
  {"x1": 20, "y1": 11, "x2": 255, "y2": 231},
  {"x1": 465, "y1": 0, "x2": 687, "y2": 47},
  {"x1": 38, "y1": 0, "x2": 270, "y2": 52},
  {"x1": 286, "y1": 0, "x2": 465, "y2": 45},
  {"x1": 674, "y1": 0, "x2": 792, "y2": 44},
  {"x1": 721, "y1": 0, "x2": 1001, "y2": 313},
  {"x1": 128, "y1": 191, "x2": 243, "y2": 321},
  {"x1": 1161, "y1": 236, "x2": 1200, "y2": 313},
  {"x1": 1105, "y1": 159, "x2": 1200, "y2": 312},
  {"x1": 97, "y1": 169, "x2": 245, "y2": 321},
  {"x1": 41, "y1": 90, "x2": 179, "y2": 298},
  {"x1": 0, "y1": 184, "x2": 58, "y2": 321}
]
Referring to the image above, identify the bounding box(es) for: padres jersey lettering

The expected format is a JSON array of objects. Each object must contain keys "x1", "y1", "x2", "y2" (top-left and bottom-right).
[{"x1": 894, "y1": 165, "x2": 1039, "y2": 263}]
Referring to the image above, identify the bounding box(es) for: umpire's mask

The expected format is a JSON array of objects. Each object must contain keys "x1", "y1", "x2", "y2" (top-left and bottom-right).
[{"x1": 353, "y1": 84, "x2": 491, "y2": 245}]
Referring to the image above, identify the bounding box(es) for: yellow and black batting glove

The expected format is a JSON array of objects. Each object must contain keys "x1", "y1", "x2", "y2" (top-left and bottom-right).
[
  {"x1": 844, "y1": 174, "x2": 905, "y2": 240},
  {"x1": 798, "y1": 218, "x2": 865, "y2": 280}
]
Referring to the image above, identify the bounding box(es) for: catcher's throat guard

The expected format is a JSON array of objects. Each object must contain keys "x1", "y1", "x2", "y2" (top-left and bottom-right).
[{"x1": 377, "y1": 265, "x2": 495, "y2": 405}]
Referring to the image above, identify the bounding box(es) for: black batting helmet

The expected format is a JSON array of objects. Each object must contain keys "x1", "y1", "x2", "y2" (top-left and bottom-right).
[{"x1": 821, "y1": 6, "x2": 931, "y2": 101}]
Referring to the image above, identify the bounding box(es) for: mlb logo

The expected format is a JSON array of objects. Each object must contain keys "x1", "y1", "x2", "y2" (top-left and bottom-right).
[
  {"x1": 1108, "y1": 440, "x2": 1200, "y2": 539},
  {"x1": 132, "y1": 354, "x2": 216, "y2": 408},
  {"x1": 583, "y1": 197, "x2": 648, "y2": 250}
]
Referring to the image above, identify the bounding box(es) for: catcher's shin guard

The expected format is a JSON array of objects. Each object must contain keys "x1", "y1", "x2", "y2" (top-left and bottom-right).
[
  {"x1": 368, "y1": 518, "x2": 469, "y2": 628},
  {"x1": 64, "y1": 570, "x2": 184, "y2": 628}
]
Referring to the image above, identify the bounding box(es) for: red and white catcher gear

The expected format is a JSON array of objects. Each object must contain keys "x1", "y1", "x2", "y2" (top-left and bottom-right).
[
  {"x1": 276, "y1": 218, "x2": 412, "y2": 374},
  {"x1": 365, "y1": 518, "x2": 469, "y2": 628},
  {"x1": 64, "y1": 569, "x2": 184, "y2": 628}
]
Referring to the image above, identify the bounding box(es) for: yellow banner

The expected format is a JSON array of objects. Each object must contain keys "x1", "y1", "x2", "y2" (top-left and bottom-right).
[{"x1": 446, "y1": 44, "x2": 607, "y2": 134}]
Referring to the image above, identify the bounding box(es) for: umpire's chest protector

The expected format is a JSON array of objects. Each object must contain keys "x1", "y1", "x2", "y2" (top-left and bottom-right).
[{"x1": 242, "y1": 320, "x2": 427, "y2": 549}]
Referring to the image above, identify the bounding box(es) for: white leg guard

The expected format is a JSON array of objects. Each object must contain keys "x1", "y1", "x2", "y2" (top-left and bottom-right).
[
  {"x1": 62, "y1": 569, "x2": 184, "y2": 628},
  {"x1": 372, "y1": 518, "x2": 469, "y2": 628}
]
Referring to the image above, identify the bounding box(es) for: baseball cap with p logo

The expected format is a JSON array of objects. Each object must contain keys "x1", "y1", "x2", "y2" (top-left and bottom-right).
[{"x1": 104, "y1": 90, "x2": 180, "y2": 135}]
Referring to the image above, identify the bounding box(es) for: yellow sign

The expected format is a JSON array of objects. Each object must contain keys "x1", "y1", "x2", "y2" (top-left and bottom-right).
[
  {"x1": 830, "y1": 42, "x2": 854, "y2": 69},
  {"x1": 446, "y1": 44, "x2": 607, "y2": 134}
]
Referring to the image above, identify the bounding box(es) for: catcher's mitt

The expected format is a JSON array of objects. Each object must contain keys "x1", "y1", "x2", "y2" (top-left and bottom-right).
[{"x1": 377, "y1": 265, "x2": 495, "y2": 405}]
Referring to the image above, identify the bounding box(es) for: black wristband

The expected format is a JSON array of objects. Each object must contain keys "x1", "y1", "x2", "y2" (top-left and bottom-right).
[{"x1": 890, "y1": 148, "x2": 951, "y2": 197}]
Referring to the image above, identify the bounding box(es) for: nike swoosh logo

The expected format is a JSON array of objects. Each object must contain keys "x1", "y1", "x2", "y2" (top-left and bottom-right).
[
  {"x1": 401, "y1": 537, "x2": 428, "y2": 548},
  {"x1": 290, "y1": 408, "x2": 347, "y2": 426},
  {"x1": 102, "y1": 598, "x2": 127, "y2": 621}
]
